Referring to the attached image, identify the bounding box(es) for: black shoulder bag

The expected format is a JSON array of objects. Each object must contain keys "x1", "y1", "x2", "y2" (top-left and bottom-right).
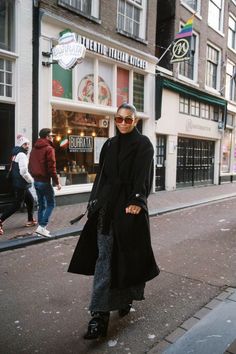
[{"x1": 70, "y1": 139, "x2": 110, "y2": 225}]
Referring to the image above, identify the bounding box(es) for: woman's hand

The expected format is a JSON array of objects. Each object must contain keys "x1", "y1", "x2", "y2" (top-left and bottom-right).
[{"x1": 125, "y1": 205, "x2": 141, "y2": 214}]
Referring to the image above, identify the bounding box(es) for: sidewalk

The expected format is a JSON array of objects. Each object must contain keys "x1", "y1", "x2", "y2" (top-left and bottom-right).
[{"x1": 1, "y1": 182, "x2": 236, "y2": 252}]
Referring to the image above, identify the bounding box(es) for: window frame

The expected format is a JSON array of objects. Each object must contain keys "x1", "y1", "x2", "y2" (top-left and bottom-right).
[
  {"x1": 208, "y1": 0, "x2": 224, "y2": 33},
  {"x1": 181, "y1": 0, "x2": 201, "y2": 13},
  {"x1": 0, "y1": 56, "x2": 15, "y2": 101},
  {"x1": 205, "y1": 43, "x2": 221, "y2": 91},
  {"x1": 58, "y1": 0, "x2": 100, "y2": 22},
  {"x1": 117, "y1": 0, "x2": 147, "y2": 42},
  {"x1": 228, "y1": 13, "x2": 236, "y2": 50},
  {"x1": 178, "y1": 31, "x2": 198, "y2": 83}
]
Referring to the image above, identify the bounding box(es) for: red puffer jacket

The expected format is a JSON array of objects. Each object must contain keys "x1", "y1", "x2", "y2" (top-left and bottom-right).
[{"x1": 29, "y1": 138, "x2": 59, "y2": 185}]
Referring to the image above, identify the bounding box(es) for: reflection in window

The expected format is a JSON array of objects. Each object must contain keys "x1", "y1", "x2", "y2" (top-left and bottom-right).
[
  {"x1": 52, "y1": 110, "x2": 109, "y2": 185},
  {"x1": 117, "y1": 67, "x2": 129, "y2": 107},
  {"x1": 52, "y1": 64, "x2": 72, "y2": 99},
  {"x1": 133, "y1": 72, "x2": 144, "y2": 111}
]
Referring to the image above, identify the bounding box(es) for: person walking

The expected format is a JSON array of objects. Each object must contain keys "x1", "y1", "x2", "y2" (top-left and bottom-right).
[
  {"x1": 29, "y1": 128, "x2": 61, "y2": 237},
  {"x1": 0, "y1": 135, "x2": 36, "y2": 235},
  {"x1": 68, "y1": 103, "x2": 160, "y2": 339}
]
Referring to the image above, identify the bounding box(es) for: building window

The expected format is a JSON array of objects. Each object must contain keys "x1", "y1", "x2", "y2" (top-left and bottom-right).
[
  {"x1": 52, "y1": 110, "x2": 109, "y2": 186},
  {"x1": 133, "y1": 72, "x2": 144, "y2": 111},
  {"x1": 206, "y1": 45, "x2": 220, "y2": 90},
  {"x1": 222, "y1": 129, "x2": 232, "y2": 173},
  {"x1": 201, "y1": 103, "x2": 210, "y2": 119},
  {"x1": 181, "y1": 0, "x2": 200, "y2": 12},
  {"x1": 228, "y1": 15, "x2": 236, "y2": 50},
  {"x1": 117, "y1": 0, "x2": 147, "y2": 40},
  {"x1": 191, "y1": 99, "x2": 200, "y2": 116},
  {"x1": 210, "y1": 105, "x2": 222, "y2": 121},
  {"x1": 0, "y1": 0, "x2": 14, "y2": 51},
  {"x1": 0, "y1": 58, "x2": 13, "y2": 98},
  {"x1": 208, "y1": 0, "x2": 224, "y2": 32},
  {"x1": 226, "y1": 61, "x2": 236, "y2": 101},
  {"x1": 179, "y1": 34, "x2": 197, "y2": 80},
  {"x1": 117, "y1": 67, "x2": 129, "y2": 107},
  {"x1": 179, "y1": 95, "x2": 190, "y2": 114},
  {"x1": 52, "y1": 64, "x2": 72, "y2": 99},
  {"x1": 58, "y1": 0, "x2": 99, "y2": 20}
]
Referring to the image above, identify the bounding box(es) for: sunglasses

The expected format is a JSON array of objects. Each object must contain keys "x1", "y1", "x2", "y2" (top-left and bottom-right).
[{"x1": 114, "y1": 115, "x2": 135, "y2": 125}]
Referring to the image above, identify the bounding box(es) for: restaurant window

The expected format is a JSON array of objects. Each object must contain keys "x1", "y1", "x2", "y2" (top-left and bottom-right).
[
  {"x1": 98, "y1": 61, "x2": 113, "y2": 106},
  {"x1": 52, "y1": 64, "x2": 72, "y2": 99},
  {"x1": 58, "y1": 0, "x2": 99, "y2": 20},
  {"x1": 52, "y1": 109, "x2": 109, "y2": 185},
  {"x1": 117, "y1": 67, "x2": 129, "y2": 107},
  {"x1": 133, "y1": 72, "x2": 144, "y2": 111},
  {"x1": 0, "y1": 58, "x2": 13, "y2": 98},
  {"x1": 0, "y1": 0, "x2": 14, "y2": 51},
  {"x1": 77, "y1": 57, "x2": 94, "y2": 103}
]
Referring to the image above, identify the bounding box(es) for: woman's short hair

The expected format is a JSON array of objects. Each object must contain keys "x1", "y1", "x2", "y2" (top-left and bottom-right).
[{"x1": 117, "y1": 103, "x2": 137, "y2": 116}]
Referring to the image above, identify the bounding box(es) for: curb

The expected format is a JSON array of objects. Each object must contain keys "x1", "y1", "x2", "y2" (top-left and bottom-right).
[
  {"x1": 1, "y1": 192, "x2": 236, "y2": 252},
  {"x1": 148, "y1": 287, "x2": 236, "y2": 354}
]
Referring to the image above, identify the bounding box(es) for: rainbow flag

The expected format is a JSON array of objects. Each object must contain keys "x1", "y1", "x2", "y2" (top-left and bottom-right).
[{"x1": 175, "y1": 16, "x2": 194, "y2": 39}]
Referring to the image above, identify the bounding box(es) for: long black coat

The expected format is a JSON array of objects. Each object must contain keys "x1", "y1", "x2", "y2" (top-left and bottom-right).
[{"x1": 68, "y1": 128, "x2": 160, "y2": 289}]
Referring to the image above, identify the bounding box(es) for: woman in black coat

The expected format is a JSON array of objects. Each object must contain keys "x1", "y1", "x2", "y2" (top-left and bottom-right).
[{"x1": 68, "y1": 103, "x2": 159, "y2": 339}]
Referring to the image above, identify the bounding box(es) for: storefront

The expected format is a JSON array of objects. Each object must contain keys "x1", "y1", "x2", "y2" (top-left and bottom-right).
[
  {"x1": 39, "y1": 13, "x2": 157, "y2": 201},
  {"x1": 155, "y1": 74, "x2": 226, "y2": 190}
]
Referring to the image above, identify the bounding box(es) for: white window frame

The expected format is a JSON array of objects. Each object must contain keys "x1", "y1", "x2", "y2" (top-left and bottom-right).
[
  {"x1": 208, "y1": 0, "x2": 224, "y2": 34},
  {"x1": 228, "y1": 13, "x2": 236, "y2": 51},
  {"x1": 117, "y1": 0, "x2": 147, "y2": 40},
  {"x1": 58, "y1": 0, "x2": 100, "y2": 20},
  {"x1": 205, "y1": 43, "x2": 221, "y2": 92},
  {"x1": 0, "y1": 52, "x2": 16, "y2": 102},
  {"x1": 225, "y1": 60, "x2": 236, "y2": 101},
  {"x1": 181, "y1": 0, "x2": 201, "y2": 14}
]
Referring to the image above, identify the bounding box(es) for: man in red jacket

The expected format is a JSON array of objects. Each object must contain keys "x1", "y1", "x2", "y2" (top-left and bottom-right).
[{"x1": 29, "y1": 128, "x2": 61, "y2": 237}]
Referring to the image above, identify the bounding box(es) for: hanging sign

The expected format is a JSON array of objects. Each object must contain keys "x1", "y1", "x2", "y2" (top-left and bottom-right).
[
  {"x1": 170, "y1": 38, "x2": 191, "y2": 64},
  {"x1": 52, "y1": 30, "x2": 86, "y2": 70},
  {"x1": 69, "y1": 135, "x2": 93, "y2": 152}
]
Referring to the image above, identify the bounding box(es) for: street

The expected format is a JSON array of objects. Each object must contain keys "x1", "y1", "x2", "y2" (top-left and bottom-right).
[{"x1": 1, "y1": 198, "x2": 236, "y2": 354}]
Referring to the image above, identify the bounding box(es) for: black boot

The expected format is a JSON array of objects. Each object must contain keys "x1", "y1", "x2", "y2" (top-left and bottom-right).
[
  {"x1": 118, "y1": 304, "x2": 132, "y2": 318},
  {"x1": 84, "y1": 312, "x2": 110, "y2": 340}
]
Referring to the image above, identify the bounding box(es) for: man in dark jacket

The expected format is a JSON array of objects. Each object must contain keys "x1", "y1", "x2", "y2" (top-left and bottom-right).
[
  {"x1": 29, "y1": 128, "x2": 61, "y2": 237},
  {"x1": 0, "y1": 135, "x2": 35, "y2": 235}
]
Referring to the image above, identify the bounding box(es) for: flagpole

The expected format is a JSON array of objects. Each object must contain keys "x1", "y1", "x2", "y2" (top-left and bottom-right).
[{"x1": 156, "y1": 40, "x2": 175, "y2": 66}]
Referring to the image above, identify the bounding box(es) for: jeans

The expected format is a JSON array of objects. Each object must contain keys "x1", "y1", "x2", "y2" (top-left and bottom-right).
[
  {"x1": 34, "y1": 181, "x2": 55, "y2": 227},
  {"x1": 1, "y1": 187, "x2": 34, "y2": 222}
]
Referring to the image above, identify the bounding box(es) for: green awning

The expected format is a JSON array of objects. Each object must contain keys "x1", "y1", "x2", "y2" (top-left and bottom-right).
[{"x1": 156, "y1": 76, "x2": 227, "y2": 119}]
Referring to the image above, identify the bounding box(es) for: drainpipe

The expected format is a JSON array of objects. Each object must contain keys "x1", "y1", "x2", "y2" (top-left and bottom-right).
[{"x1": 32, "y1": 0, "x2": 40, "y2": 143}]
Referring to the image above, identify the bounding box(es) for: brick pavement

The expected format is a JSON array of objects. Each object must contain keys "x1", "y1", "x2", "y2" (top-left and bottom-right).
[{"x1": 1, "y1": 183, "x2": 236, "y2": 243}]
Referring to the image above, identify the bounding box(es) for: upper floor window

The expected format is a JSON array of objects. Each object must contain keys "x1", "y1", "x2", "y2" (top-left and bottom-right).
[
  {"x1": 181, "y1": 0, "x2": 200, "y2": 12},
  {"x1": 225, "y1": 61, "x2": 236, "y2": 101},
  {"x1": 0, "y1": 0, "x2": 15, "y2": 51},
  {"x1": 179, "y1": 33, "x2": 197, "y2": 81},
  {"x1": 206, "y1": 44, "x2": 220, "y2": 90},
  {"x1": 228, "y1": 15, "x2": 236, "y2": 50},
  {"x1": 117, "y1": 0, "x2": 147, "y2": 40},
  {"x1": 0, "y1": 58, "x2": 13, "y2": 98},
  {"x1": 58, "y1": 0, "x2": 99, "y2": 20},
  {"x1": 208, "y1": 0, "x2": 224, "y2": 32}
]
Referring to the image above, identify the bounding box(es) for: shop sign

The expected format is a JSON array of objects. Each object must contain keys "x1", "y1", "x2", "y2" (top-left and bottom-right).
[
  {"x1": 52, "y1": 31, "x2": 86, "y2": 70},
  {"x1": 78, "y1": 35, "x2": 147, "y2": 70},
  {"x1": 186, "y1": 119, "x2": 211, "y2": 132},
  {"x1": 69, "y1": 135, "x2": 93, "y2": 152}
]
